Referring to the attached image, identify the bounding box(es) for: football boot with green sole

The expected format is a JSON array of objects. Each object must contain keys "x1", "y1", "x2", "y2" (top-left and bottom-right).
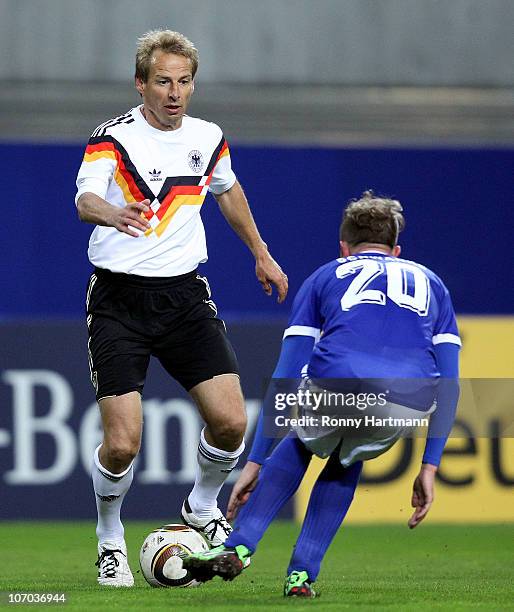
[
  {"x1": 183, "y1": 544, "x2": 252, "y2": 582},
  {"x1": 283, "y1": 570, "x2": 316, "y2": 598}
]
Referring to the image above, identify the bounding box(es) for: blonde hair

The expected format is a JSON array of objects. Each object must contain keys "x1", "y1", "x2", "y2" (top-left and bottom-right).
[
  {"x1": 340, "y1": 190, "x2": 405, "y2": 248},
  {"x1": 135, "y1": 29, "x2": 199, "y2": 81}
]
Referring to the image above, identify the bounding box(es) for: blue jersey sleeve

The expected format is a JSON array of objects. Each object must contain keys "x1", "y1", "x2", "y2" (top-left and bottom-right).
[
  {"x1": 432, "y1": 281, "x2": 461, "y2": 348},
  {"x1": 283, "y1": 270, "x2": 322, "y2": 342},
  {"x1": 248, "y1": 335, "x2": 315, "y2": 464},
  {"x1": 422, "y1": 278, "x2": 461, "y2": 465},
  {"x1": 422, "y1": 342, "x2": 460, "y2": 466}
]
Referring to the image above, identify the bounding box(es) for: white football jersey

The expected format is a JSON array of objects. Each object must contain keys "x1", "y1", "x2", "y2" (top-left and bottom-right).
[{"x1": 75, "y1": 105, "x2": 236, "y2": 276}]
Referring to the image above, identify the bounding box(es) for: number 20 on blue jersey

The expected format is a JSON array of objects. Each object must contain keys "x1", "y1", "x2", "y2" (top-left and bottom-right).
[{"x1": 336, "y1": 260, "x2": 430, "y2": 316}]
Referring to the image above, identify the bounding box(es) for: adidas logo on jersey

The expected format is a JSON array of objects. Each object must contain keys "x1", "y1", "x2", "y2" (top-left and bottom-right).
[{"x1": 149, "y1": 168, "x2": 162, "y2": 181}]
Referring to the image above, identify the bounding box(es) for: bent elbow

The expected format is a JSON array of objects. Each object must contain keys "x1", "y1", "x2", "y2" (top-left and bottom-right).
[{"x1": 76, "y1": 195, "x2": 88, "y2": 222}]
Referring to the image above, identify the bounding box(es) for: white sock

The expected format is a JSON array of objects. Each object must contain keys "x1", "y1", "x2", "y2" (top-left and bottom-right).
[
  {"x1": 92, "y1": 444, "x2": 134, "y2": 545},
  {"x1": 188, "y1": 428, "x2": 245, "y2": 519}
]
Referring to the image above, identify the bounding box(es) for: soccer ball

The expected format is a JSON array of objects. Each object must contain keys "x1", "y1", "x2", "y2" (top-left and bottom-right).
[{"x1": 139, "y1": 524, "x2": 209, "y2": 587}]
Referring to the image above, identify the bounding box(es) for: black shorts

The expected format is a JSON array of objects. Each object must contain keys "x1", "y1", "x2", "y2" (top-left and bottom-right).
[{"x1": 86, "y1": 267, "x2": 239, "y2": 400}]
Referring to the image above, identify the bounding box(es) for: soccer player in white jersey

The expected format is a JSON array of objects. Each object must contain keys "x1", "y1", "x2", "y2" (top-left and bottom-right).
[
  {"x1": 184, "y1": 192, "x2": 461, "y2": 597},
  {"x1": 75, "y1": 30, "x2": 288, "y2": 587}
]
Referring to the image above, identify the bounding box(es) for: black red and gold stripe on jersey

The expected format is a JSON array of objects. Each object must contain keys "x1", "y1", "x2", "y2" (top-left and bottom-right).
[{"x1": 83, "y1": 136, "x2": 229, "y2": 237}]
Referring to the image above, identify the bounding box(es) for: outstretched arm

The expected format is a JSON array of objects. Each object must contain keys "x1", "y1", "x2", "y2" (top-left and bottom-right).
[
  {"x1": 214, "y1": 181, "x2": 288, "y2": 303},
  {"x1": 227, "y1": 335, "x2": 314, "y2": 520},
  {"x1": 409, "y1": 342, "x2": 460, "y2": 528}
]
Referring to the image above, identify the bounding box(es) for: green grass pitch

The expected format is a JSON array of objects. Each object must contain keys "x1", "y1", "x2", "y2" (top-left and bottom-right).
[{"x1": 0, "y1": 522, "x2": 512, "y2": 610}]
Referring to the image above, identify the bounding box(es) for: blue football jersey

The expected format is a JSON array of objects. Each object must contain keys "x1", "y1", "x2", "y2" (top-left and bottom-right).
[{"x1": 283, "y1": 252, "x2": 460, "y2": 408}]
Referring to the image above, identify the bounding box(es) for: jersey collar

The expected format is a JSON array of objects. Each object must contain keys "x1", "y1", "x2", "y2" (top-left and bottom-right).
[{"x1": 133, "y1": 104, "x2": 186, "y2": 140}]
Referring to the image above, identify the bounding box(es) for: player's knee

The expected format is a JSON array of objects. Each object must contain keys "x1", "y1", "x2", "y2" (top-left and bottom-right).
[
  {"x1": 104, "y1": 439, "x2": 140, "y2": 472},
  {"x1": 211, "y1": 415, "x2": 247, "y2": 450}
]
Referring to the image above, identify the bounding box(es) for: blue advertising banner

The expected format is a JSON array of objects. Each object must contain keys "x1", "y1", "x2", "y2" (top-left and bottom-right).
[
  {"x1": 1, "y1": 144, "x2": 513, "y2": 319},
  {"x1": 0, "y1": 321, "x2": 292, "y2": 520}
]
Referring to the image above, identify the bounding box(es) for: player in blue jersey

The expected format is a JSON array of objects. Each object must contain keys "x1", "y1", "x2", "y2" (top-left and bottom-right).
[{"x1": 183, "y1": 191, "x2": 461, "y2": 597}]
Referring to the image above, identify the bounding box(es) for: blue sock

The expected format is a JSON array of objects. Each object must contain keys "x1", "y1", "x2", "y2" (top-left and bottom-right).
[
  {"x1": 226, "y1": 433, "x2": 312, "y2": 552},
  {"x1": 287, "y1": 455, "x2": 362, "y2": 581}
]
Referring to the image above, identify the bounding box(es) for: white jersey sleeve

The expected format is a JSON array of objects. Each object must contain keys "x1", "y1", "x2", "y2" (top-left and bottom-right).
[
  {"x1": 208, "y1": 137, "x2": 236, "y2": 194},
  {"x1": 75, "y1": 153, "x2": 116, "y2": 204}
]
